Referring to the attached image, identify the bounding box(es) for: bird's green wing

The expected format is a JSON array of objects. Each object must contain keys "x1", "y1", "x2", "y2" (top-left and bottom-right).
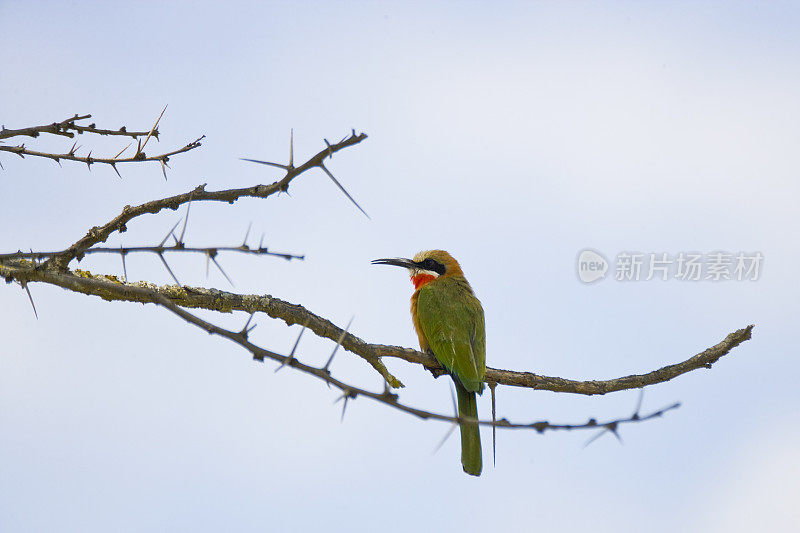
[{"x1": 417, "y1": 278, "x2": 485, "y2": 393}]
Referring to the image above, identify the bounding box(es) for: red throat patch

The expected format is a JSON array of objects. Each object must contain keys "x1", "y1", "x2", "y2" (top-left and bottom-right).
[{"x1": 411, "y1": 273, "x2": 436, "y2": 290}]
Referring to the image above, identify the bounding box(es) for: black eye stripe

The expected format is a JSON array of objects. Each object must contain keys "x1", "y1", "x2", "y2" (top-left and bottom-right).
[{"x1": 416, "y1": 258, "x2": 446, "y2": 275}]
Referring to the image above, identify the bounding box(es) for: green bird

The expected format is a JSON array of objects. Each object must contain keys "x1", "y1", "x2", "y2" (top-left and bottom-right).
[{"x1": 372, "y1": 250, "x2": 486, "y2": 476}]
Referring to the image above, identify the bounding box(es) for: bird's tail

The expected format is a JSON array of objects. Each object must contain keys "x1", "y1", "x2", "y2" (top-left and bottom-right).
[{"x1": 455, "y1": 381, "x2": 482, "y2": 476}]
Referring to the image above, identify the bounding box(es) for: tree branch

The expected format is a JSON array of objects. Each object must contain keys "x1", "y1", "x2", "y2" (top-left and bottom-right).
[
  {"x1": 0, "y1": 111, "x2": 201, "y2": 179},
  {"x1": 0, "y1": 113, "x2": 152, "y2": 140},
  {"x1": 1, "y1": 258, "x2": 753, "y2": 395},
  {"x1": 0, "y1": 261, "x2": 402, "y2": 388},
  {"x1": 0, "y1": 265, "x2": 681, "y2": 435},
  {"x1": 42, "y1": 130, "x2": 367, "y2": 271},
  {"x1": 0, "y1": 243, "x2": 304, "y2": 262},
  {"x1": 0, "y1": 136, "x2": 204, "y2": 168}
]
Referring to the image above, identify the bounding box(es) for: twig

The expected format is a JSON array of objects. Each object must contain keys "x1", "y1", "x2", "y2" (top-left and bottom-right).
[
  {"x1": 0, "y1": 136, "x2": 204, "y2": 169},
  {"x1": 0, "y1": 244, "x2": 304, "y2": 262},
  {"x1": 0, "y1": 113, "x2": 152, "y2": 141}
]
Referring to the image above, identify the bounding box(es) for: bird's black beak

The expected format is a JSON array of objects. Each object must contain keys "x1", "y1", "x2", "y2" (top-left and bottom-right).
[{"x1": 371, "y1": 257, "x2": 417, "y2": 270}]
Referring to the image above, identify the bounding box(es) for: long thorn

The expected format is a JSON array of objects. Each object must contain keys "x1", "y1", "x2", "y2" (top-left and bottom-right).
[
  {"x1": 324, "y1": 316, "x2": 354, "y2": 372},
  {"x1": 209, "y1": 255, "x2": 234, "y2": 287},
  {"x1": 114, "y1": 142, "x2": 131, "y2": 159},
  {"x1": 319, "y1": 163, "x2": 370, "y2": 219},
  {"x1": 633, "y1": 388, "x2": 645, "y2": 419},
  {"x1": 158, "y1": 253, "x2": 181, "y2": 286},
  {"x1": 289, "y1": 128, "x2": 294, "y2": 167},
  {"x1": 276, "y1": 325, "x2": 306, "y2": 373},
  {"x1": 242, "y1": 222, "x2": 252, "y2": 247},
  {"x1": 159, "y1": 219, "x2": 182, "y2": 247},
  {"x1": 22, "y1": 282, "x2": 38, "y2": 319},
  {"x1": 433, "y1": 424, "x2": 459, "y2": 454},
  {"x1": 140, "y1": 104, "x2": 167, "y2": 153},
  {"x1": 179, "y1": 203, "x2": 191, "y2": 244},
  {"x1": 240, "y1": 158, "x2": 290, "y2": 170},
  {"x1": 490, "y1": 382, "x2": 497, "y2": 467},
  {"x1": 583, "y1": 430, "x2": 607, "y2": 448},
  {"x1": 289, "y1": 325, "x2": 307, "y2": 357},
  {"x1": 241, "y1": 312, "x2": 257, "y2": 334}
]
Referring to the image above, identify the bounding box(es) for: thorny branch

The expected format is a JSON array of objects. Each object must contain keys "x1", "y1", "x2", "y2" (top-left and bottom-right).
[
  {"x1": 0, "y1": 113, "x2": 152, "y2": 140},
  {"x1": 0, "y1": 110, "x2": 202, "y2": 178},
  {"x1": 0, "y1": 137, "x2": 204, "y2": 174},
  {"x1": 0, "y1": 258, "x2": 754, "y2": 394},
  {"x1": 1, "y1": 120, "x2": 755, "y2": 441},
  {"x1": 0, "y1": 265, "x2": 681, "y2": 435},
  {"x1": 40, "y1": 129, "x2": 367, "y2": 271},
  {"x1": 0, "y1": 243, "x2": 304, "y2": 263}
]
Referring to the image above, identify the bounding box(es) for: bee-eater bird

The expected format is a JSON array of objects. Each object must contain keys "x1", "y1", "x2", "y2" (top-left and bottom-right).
[{"x1": 372, "y1": 250, "x2": 486, "y2": 476}]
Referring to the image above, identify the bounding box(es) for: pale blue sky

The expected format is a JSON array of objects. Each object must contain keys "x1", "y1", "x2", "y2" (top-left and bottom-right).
[{"x1": 1, "y1": 2, "x2": 798, "y2": 532}]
